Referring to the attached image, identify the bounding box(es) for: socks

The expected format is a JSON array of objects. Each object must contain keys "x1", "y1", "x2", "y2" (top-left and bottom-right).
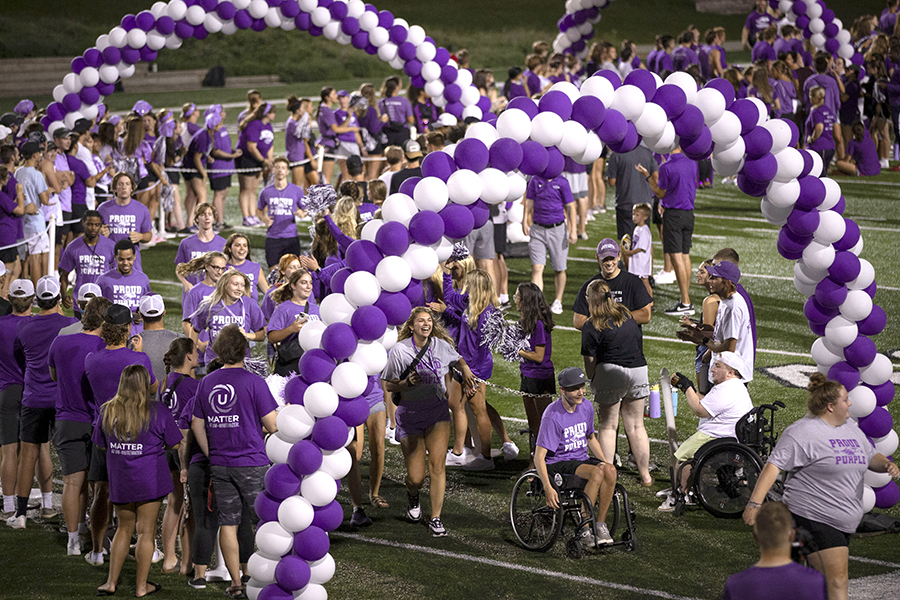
[
  {"x1": 68, "y1": 531, "x2": 79, "y2": 543},
  {"x1": 16, "y1": 495, "x2": 29, "y2": 518},
  {"x1": 3, "y1": 495, "x2": 13, "y2": 513},
  {"x1": 42, "y1": 492, "x2": 52, "y2": 509}
]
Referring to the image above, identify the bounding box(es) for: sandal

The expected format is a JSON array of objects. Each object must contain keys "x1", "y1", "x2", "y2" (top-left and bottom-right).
[
  {"x1": 225, "y1": 586, "x2": 247, "y2": 599},
  {"x1": 370, "y1": 495, "x2": 390, "y2": 508},
  {"x1": 135, "y1": 581, "x2": 161, "y2": 598},
  {"x1": 161, "y1": 560, "x2": 181, "y2": 574}
]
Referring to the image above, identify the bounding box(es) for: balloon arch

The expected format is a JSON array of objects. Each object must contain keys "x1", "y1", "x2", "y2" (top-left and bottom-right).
[{"x1": 41, "y1": 1, "x2": 897, "y2": 598}]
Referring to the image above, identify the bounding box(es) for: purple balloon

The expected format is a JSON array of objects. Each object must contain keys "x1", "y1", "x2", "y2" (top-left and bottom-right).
[
  {"x1": 351, "y1": 30, "x2": 368, "y2": 48},
  {"x1": 608, "y1": 123, "x2": 640, "y2": 154},
  {"x1": 350, "y1": 304, "x2": 387, "y2": 341},
  {"x1": 538, "y1": 90, "x2": 572, "y2": 121},
  {"x1": 743, "y1": 126, "x2": 774, "y2": 159},
  {"x1": 440, "y1": 64, "x2": 458, "y2": 84},
  {"x1": 476, "y1": 95, "x2": 492, "y2": 115},
  {"x1": 786, "y1": 207, "x2": 819, "y2": 237},
  {"x1": 102, "y1": 46, "x2": 122, "y2": 65},
  {"x1": 135, "y1": 11, "x2": 156, "y2": 31},
  {"x1": 312, "y1": 415, "x2": 350, "y2": 451},
  {"x1": 250, "y1": 19, "x2": 267, "y2": 33},
  {"x1": 321, "y1": 322, "x2": 358, "y2": 361},
  {"x1": 333, "y1": 396, "x2": 369, "y2": 428},
  {"x1": 408, "y1": 210, "x2": 445, "y2": 246},
  {"x1": 742, "y1": 153, "x2": 777, "y2": 183},
  {"x1": 518, "y1": 140, "x2": 549, "y2": 176},
  {"x1": 454, "y1": 138, "x2": 489, "y2": 172},
  {"x1": 796, "y1": 178, "x2": 826, "y2": 211},
  {"x1": 46, "y1": 103, "x2": 65, "y2": 122},
  {"x1": 398, "y1": 176, "x2": 420, "y2": 198},
  {"x1": 377, "y1": 9, "x2": 394, "y2": 28},
  {"x1": 736, "y1": 174, "x2": 769, "y2": 198},
  {"x1": 214, "y1": 1, "x2": 236, "y2": 19},
  {"x1": 488, "y1": 137, "x2": 523, "y2": 172},
  {"x1": 121, "y1": 47, "x2": 141, "y2": 64},
  {"x1": 798, "y1": 150, "x2": 815, "y2": 178},
  {"x1": 329, "y1": 0, "x2": 348, "y2": 20},
  {"x1": 140, "y1": 47, "x2": 158, "y2": 63},
  {"x1": 541, "y1": 147, "x2": 565, "y2": 179},
  {"x1": 834, "y1": 219, "x2": 861, "y2": 251},
  {"x1": 71, "y1": 57, "x2": 86, "y2": 74},
  {"x1": 858, "y1": 305, "x2": 886, "y2": 336},
  {"x1": 815, "y1": 276, "x2": 847, "y2": 309},
  {"x1": 298, "y1": 349, "x2": 336, "y2": 383},
  {"x1": 444, "y1": 83, "x2": 462, "y2": 103},
  {"x1": 62, "y1": 93, "x2": 81, "y2": 113},
  {"x1": 275, "y1": 555, "x2": 311, "y2": 592},
  {"x1": 793, "y1": 1, "x2": 807, "y2": 16},
  {"x1": 507, "y1": 97, "x2": 538, "y2": 119},
  {"x1": 809, "y1": 320, "x2": 827, "y2": 337},
  {"x1": 83, "y1": 48, "x2": 103, "y2": 69},
  {"x1": 397, "y1": 41, "x2": 416, "y2": 61},
  {"x1": 402, "y1": 279, "x2": 425, "y2": 306},
  {"x1": 389, "y1": 24, "x2": 408, "y2": 44},
  {"x1": 863, "y1": 281, "x2": 876, "y2": 299},
  {"x1": 804, "y1": 296, "x2": 838, "y2": 324},
  {"x1": 345, "y1": 239, "x2": 383, "y2": 274},
  {"x1": 592, "y1": 70, "x2": 621, "y2": 90},
  {"x1": 79, "y1": 86, "x2": 100, "y2": 105},
  {"x1": 201, "y1": 0, "x2": 218, "y2": 10},
  {"x1": 295, "y1": 12, "x2": 311, "y2": 30},
  {"x1": 778, "y1": 226, "x2": 812, "y2": 260},
  {"x1": 682, "y1": 128, "x2": 714, "y2": 161},
  {"x1": 470, "y1": 200, "x2": 490, "y2": 229},
  {"x1": 796, "y1": 15, "x2": 810, "y2": 30},
  {"x1": 704, "y1": 78, "x2": 735, "y2": 108},
  {"x1": 571, "y1": 96, "x2": 606, "y2": 130},
  {"x1": 409, "y1": 73, "x2": 426, "y2": 88},
  {"x1": 265, "y1": 464, "x2": 302, "y2": 500},
  {"x1": 434, "y1": 47, "x2": 450, "y2": 66},
  {"x1": 827, "y1": 362, "x2": 859, "y2": 392},
  {"x1": 844, "y1": 336, "x2": 878, "y2": 369},
  {"x1": 827, "y1": 251, "x2": 861, "y2": 284},
  {"x1": 121, "y1": 14, "x2": 137, "y2": 31},
  {"x1": 438, "y1": 203, "x2": 475, "y2": 239},
  {"x1": 374, "y1": 221, "x2": 410, "y2": 256},
  {"x1": 175, "y1": 19, "x2": 196, "y2": 38},
  {"x1": 672, "y1": 104, "x2": 705, "y2": 140},
  {"x1": 832, "y1": 196, "x2": 846, "y2": 215},
  {"x1": 823, "y1": 38, "x2": 840, "y2": 55},
  {"x1": 97, "y1": 82, "x2": 115, "y2": 96},
  {"x1": 421, "y1": 151, "x2": 456, "y2": 181},
  {"x1": 624, "y1": 69, "x2": 658, "y2": 102},
  {"x1": 374, "y1": 291, "x2": 412, "y2": 326},
  {"x1": 652, "y1": 84, "x2": 688, "y2": 120},
  {"x1": 729, "y1": 100, "x2": 759, "y2": 135},
  {"x1": 294, "y1": 526, "x2": 330, "y2": 561},
  {"x1": 154, "y1": 15, "x2": 175, "y2": 35},
  {"x1": 255, "y1": 491, "x2": 281, "y2": 524},
  {"x1": 284, "y1": 376, "x2": 310, "y2": 405},
  {"x1": 858, "y1": 407, "x2": 893, "y2": 438},
  {"x1": 874, "y1": 481, "x2": 900, "y2": 509},
  {"x1": 288, "y1": 440, "x2": 323, "y2": 476},
  {"x1": 596, "y1": 108, "x2": 628, "y2": 144},
  {"x1": 867, "y1": 380, "x2": 895, "y2": 406},
  {"x1": 312, "y1": 500, "x2": 343, "y2": 531}
]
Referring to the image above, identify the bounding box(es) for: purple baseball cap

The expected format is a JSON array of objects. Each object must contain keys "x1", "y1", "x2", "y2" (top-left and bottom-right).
[
  {"x1": 706, "y1": 261, "x2": 741, "y2": 284},
  {"x1": 596, "y1": 238, "x2": 619, "y2": 260}
]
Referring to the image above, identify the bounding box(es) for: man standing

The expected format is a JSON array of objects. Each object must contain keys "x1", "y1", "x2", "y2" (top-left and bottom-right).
[
  {"x1": 137, "y1": 294, "x2": 183, "y2": 401},
  {"x1": 523, "y1": 171, "x2": 577, "y2": 315},
  {"x1": 741, "y1": 0, "x2": 777, "y2": 51},
  {"x1": 636, "y1": 146, "x2": 698, "y2": 316},
  {"x1": 15, "y1": 142, "x2": 52, "y2": 285},
  {"x1": 98, "y1": 172, "x2": 152, "y2": 270},
  {"x1": 257, "y1": 157, "x2": 305, "y2": 268},
  {"x1": 606, "y1": 145, "x2": 658, "y2": 241},
  {"x1": 58, "y1": 210, "x2": 115, "y2": 314},
  {"x1": 572, "y1": 238, "x2": 653, "y2": 330},
  {"x1": 97, "y1": 239, "x2": 151, "y2": 335},
  {"x1": 388, "y1": 140, "x2": 423, "y2": 195}
]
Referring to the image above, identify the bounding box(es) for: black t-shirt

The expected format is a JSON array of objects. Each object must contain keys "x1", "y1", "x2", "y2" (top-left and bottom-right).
[
  {"x1": 572, "y1": 270, "x2": 653, "y2": 316},
  {"x1": 389, "y1": 166, "x2": 423, "y2": 195},
  {"x1": 581, "y1": 317, "x2": 646, "y2": 368},
  {"x1": 0, "y1": 297, "x2": 10, "y2": 317}
]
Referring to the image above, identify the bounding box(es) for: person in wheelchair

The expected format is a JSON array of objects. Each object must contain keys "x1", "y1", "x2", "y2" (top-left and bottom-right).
[
  {"x1": 534, "y1": 367, "x2": 618, "y2": 547},
  {"x1": 659, "y1": 351, "x2": 753, "y2": 511}
]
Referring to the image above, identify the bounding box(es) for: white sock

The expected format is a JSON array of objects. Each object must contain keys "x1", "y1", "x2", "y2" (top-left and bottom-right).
[
  {"x1": 42, "y1": 493, "x2": 53, "y2": 509},
  {"x1": 3, "y1": 495, "x2": 13, "y2": 512},
  {"x1": 499, "y1": 294, "x2": 508, "y2": 304},
  {"x1": 68, "y1": 531, "x2": 79, "y2": 543}
]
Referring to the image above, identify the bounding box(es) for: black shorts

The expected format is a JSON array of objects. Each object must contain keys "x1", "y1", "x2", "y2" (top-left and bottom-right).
[
  {"x1": 616, "y1": 205, "x2": 635, "y2": 241},
  {"x1": 236, "y1": 153, "x2": 263, "y2": 175},
  {"x1": 210, "y1": 174, "x2": 231, "y2": 191},
  {"x1": 585, "y1": 161, "x2": 593, "y2": 175},
  {"x1": 56, "y1": 211, "x2": 73, "y2": 245},
  {"x1": 71, "y1": 203, "x2": 87, "y2": 235},
  {"x1": 661, "y1": 208, "x2": 694, "y2": 254},
  {"x1": 168, "y1": 170, "x2": 181, "y2": 185},
  {"x1": 136, "y1": 174, "x2": 154, "y2": 192},
  {"x1": 19, "y1": 405, "x2": 55, "y2": 444},
  {"x1": 210, "y1": 464, "x2": 267, "y2": 527},
  {"x1": 53, "y1": 419, "x2": 93, "y2": 475},
  {"x1": 546, "y1": 457, "x2": 603, "y2": 479},
  {"x1": 302, "y1": 161, "x2": 315, "y2": 174},
  {"x1": 493, "y1": 223, "x2": 507, "y2": 256},
  {"x1": 0, "y1": 384, "x2": 23, "y2": 445},
  {"x1": 183, "y1": 169, "x2": 203, "y2": 181},
  {"x1": 792, "y1": 512, "x2": 851, "y2": 552},
  {"x1": 88, "y1": 444, "x2": 108, "y2": 482},
  {"x1": 166, "y1": 446, "x2": 181, "y2": 472},
  {"x1": 0, "y1": 246, "x2": 17, "y2": 264},
  {"x1": 265, "y1": 236, "x2": 302, "y2": 268},
  {"x1": 651, "y1": 197, "x2": 663, "y2": 225},
  {"x1": 520, "y1": 373, "x2": 556, "y2": 396}
]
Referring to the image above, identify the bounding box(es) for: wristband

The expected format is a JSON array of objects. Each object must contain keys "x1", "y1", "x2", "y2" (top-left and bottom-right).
[
  {"x1": 645, "y1": 175, "x2": 651, "y2": 181},
  {"x1": 746, "y1": 501, "x2": 761, "y2": 509}
]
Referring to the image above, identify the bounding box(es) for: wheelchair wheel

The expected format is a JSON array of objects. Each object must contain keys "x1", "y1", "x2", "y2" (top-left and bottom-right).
[
  {"x1": 602, "y1": 485, "x2": 622, "y2": 539},
  {"x1": 510, "y1": 471, "x2": 562, "y2": 551},
  {"x1": 693, "y1": 443, "x2": 763, "y2": 519},
  {"x1": 565, "y1": 538, "x2": 584, "y2": 559}
]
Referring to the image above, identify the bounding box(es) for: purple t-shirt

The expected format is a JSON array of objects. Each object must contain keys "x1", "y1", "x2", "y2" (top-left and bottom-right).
[
  {"x1": 316, "y1": 106, "x2": 339, "y2": 148},
  {"x1": 672, "y1": 46, "x2": 699, "y2": 72},
  {"x1": 53, "y1": 154, "x2": 72, "y2": 213},
  {"x1": 442, "y1": 272, "x2": 495, "y2": 380},
  {"x1": 0, "y1": 314, "x2": 29, "y2": 390},
  {"x1": 257, "y1": 183, "x2": 305, "y2": 239},
  {"x1": 175, "y1": 233, "x2": 226, "y2": 292},
  {"x1": 92, "y1": 402, "x2": 181, "y2": 504},
  {"x1": 239, "y1": 120, "x2": 275, "y2": 158},
  {"x1": 358, "y1": 106, "x2": 383, "y2": 137},
  {"x1": 190, "y1": 297, "x2": 266, "y2": 363},
  {"x1": 48, "y1": 332, "x2": 105, "y2": 423},
  {"x1": 806, "y1": 105, "x2": 836, "y2": 152},
  {"x1": 657, "y1": 154, "x2": 698, "y2": 210},
  {"x1": 526, "y1": 175, "x2": 574, "y2": 225},
  {"x1": 192, "y1": 367, "x2": 277, "y2": 467},
  {"x1": 334, "y1": 109, "x2": 360, "y2": 143},
  {"x1": 183, "y1": 282, "x2": 214, "y2": 323},
  {"x1": 229, "y1": 259, "x2": 265, "y2": 301},
  {"x1": 267, "y1": 298, "x2": 321, "y2": 348},
  {"x1": 98, "y1": 199, "x2": 152, "y2": 268},
  {"x1": 58, "y1": 235, "x2": 116, "y2": 302},
  {"x1": 520, "y1": 319, "x2": 554, "y2": 379},
  {"x1": 536, "y1": 397, "x2": 595, "y2": 464},
  {"x1": 0, "y1": 187, "x2": 19, "y2": 247},
  {"x1": 85, "y1": 347, "x2": 157, "y2": 416},
  {"x1": 187, "y1": 129, "x2": 213, "y2": 171},
  {"x1": 750, "y1": 40, "x2": 776, "y2": 63},
  {"x1": 15, "y1": 313, "x2": 79, "y2": 409},
  {"x1": 66, "y1": 153, "x2": 91, "y2": 206},
  {"x1": 210, "y1": 128, "x2": 235, "y2": 175},
  {"x1": 722, "y1": 563, "x2": 827, "y2": 600},
  {"x1": 261, "y1": 286, "x2": 278, "y2": 320},
  {"x1": 162, "y1": 371, "x2": 199, "y2": 424},
  {"x1": 744, "y1": 10, "x2": 775, "y2": 39},
  {"x1": 97, "y1": 268, "x2": 151, "y2": 334},
  {"x1": 176, "y1": 393, "x2": 206, "y2": 465},
  {"x1": 848, "y1": 136, "x2": 881, "y2": 176},
  {"x1": 378, "y1": 96, "x2": 413, "y2": 124},
  {"x1": 657, "y1": 51, "x2": 673, "y2": 73},
  {"x1": 285, "y1": 117, "x2": 306, "y2": 162}
]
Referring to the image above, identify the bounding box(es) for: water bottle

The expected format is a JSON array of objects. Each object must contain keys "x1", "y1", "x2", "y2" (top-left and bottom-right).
[
  {"x1": 649, "y1": 384, "x2": 661, "y2": 419},
  {"x1": 672, "y1": 389, "x2": 679, "y2": 416}
]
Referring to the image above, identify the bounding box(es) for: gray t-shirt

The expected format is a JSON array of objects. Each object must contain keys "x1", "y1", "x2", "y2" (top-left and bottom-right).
[
  {"x1": 382, "y1": 337, "x2": 460, "y2": 404},
  {"x1": 139, "y1": 328, "x2": 184, "y2": 400},
  {"x1": 58, "y1": 321, "x2": 84, "y2": 337},
  {"x1": 768, "y1": 416, "x2": 875, "y2": 533},
  {"x1": 606, "y1": 146, "x2": 658, "y2": 210}
]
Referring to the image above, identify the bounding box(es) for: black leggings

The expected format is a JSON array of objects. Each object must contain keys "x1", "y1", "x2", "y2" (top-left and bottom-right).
[{"x1": 188, "y1": 462, "x2": 254, "y2": 565}]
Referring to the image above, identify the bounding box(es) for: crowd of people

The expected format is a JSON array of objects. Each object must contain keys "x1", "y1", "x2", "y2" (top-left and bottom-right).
[{"x1": 0, "y1": 2, "x2": 899, "y2": 599}]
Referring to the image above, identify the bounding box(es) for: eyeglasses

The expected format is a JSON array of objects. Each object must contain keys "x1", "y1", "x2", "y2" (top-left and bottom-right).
[{"x1": 208, "y1": 264, "x2": 226, "y2": 272}]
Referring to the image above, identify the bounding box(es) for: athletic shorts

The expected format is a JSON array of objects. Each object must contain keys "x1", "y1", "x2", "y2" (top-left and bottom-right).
[
  {"x1": 210, "y1": 464, "x2": 267, "y2": 527},
  {"x1": 210, "y1": 174, "x2": 231, "y2": 191},
  {"x1": 563, "y1": 171, "x2": 588, "y2": 199},
  {"x1": 168, "y1": 170, "x2": 181, "y2": 185},
  {"x1": 493, "y1": 223, "x2": 507, "y2": 256},
  {"x1": 791, "y1": 512, "x2": 851, "y2": 551},
  {"x1": 334, "y1": 140, "x2": 361, "y2": 158},
  {"x1": 528, "y1": 222, "x2": 568, "y2": 272},
  {"x1": 71, "y1": 204, "x2": 87, "y2": 235},
  {"x1": 236, "y1": 153, "x2": 264, "y2": 175},
  {"x1": 88, "y1": 444, "x2": 108, "y2": 482},
  {"x1": 19, "y1": 405, "x2": 55, "y2": 445},
  {"x1": 183, "y1": 170, "x2": 203, "y2": 181},
  {"x1": 0, "y1": 246, "x2": 17, "y2": 264},
  {"x1": 661, "y1": 208, "x2": 694, "y2": 254},
  {"x1": 395, "y1": 400, "x2": 450, "y2": 440},
  {"x1": 136, "y1": 174, "x2": 156, "y2": 192},
  {"x1": 616, "y1": 205, "x2": 635, "y2": 241},
  {"x1": 520, "y1": 373, "x2": 556, "y2": 396},
  {"x1": 547, "y1": 457, "x2": 603, "y2": 480},
  {"x1": 673, "y1": 430, "x2": 717, "y2": 462},
  {"x1": 651, "y1": 197, "x2": 663, "y2": 225},
  {"x1": 53, "y1": 419, "x2": 93, "y2": 475},
  {"x1": 55, "y1": 211, "x2": 73, "y2": 245},
  {"x1": 26, "y1": 231, "x2": 51, "y2": 256},
  {"x1": 0, "y1": 384, "x2": 23, "y2": 445},
  {"x1": 166, "y1": 447, "x2": 181, "y2": 472},
  {"x1": 299, "y1": 162, "x2": 315, "y2": 174},
  {"x1": 590, "y1": 363, "x2": 649, "y2": 404},
  {"x1": 464, "y1": 221, "x2": 494, "y2": 261},
  {"x1": 265, "y1": 236, "x2": 302, "y2": 268}
]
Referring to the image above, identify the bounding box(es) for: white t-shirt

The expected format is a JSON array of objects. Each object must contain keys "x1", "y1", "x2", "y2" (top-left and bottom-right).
[
  {"x1": 627, "y1": 224, "x2": 651, "y2": 277},
  {"x1": 710, "y1": 292, "x2": 754, "y2": 383},
  {"x1": 697, "y1": 377, "x2": 753, "y2": 438},
  {"x1": 378, "y1": 170, "x2": 395, "y2": 191},
  {"x1": 77, "y1": 143, "x2": 98, "y2": 209}
]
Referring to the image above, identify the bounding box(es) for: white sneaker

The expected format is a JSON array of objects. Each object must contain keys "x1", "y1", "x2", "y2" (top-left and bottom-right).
[
  {"x1": 385, "y1": 427, "x2": 400, "y2": 446},
  {"x1": 654, "y1": 270, "x2": 677, "y2": 285},
  {"x1": 658, "y1": 493, "x2": 677, "y2": 512},
  {"x1": 6, "y1": 514, "x2": 25, "y2": 529},
  {"x1": 445, "y1": 450, "x2": 468, "y2": 467},
  {"x1": 595, "y1": 522, "x2": 614, "y2": 545},
  {"x1": 462, "y1": 456, "x2": 495, "y2": 471},
  {"x1": 85, "y1": 551, "x2": 105, "y2": 567},
  {"x1": 550, "y1": 299, "x2": 563, "y2": 315},
  {"x1": 501, "y1": 442, "x2": 519, "y2": 461},
  {"x1": 67, "y1": 538, "x2": 83, "y2": 556}
]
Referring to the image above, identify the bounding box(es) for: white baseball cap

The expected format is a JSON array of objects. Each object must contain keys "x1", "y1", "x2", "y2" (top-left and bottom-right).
[
  {"x1": 35, "y1": 276, "x2": 61, "y2": 300},
  {"x1": 77, "y1": 282, "x2": 102, "y2": 302},
  {"x1": 716, "y1": 351, "x2": 750, "y2": 382},
  {"x1": 9, "y1": 279, "x2": 34, "y2": 298},
  {"x1": 139, "y1": 294, "x2": 165, "y2": 318}
]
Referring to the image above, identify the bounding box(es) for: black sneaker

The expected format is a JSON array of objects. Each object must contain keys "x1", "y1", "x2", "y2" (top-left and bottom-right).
[
  {"x1": 188, "y1": 577, "x2": 206, "y2": 589},
  {"x1": 350, "y1": 506, "x2": 372, "y2": 527},
  {"x1": 406, "y1": 494, "x2": 422, "y2": 523},
  {"x1": 664, "y1": 302, "x2": 695, "y2": 316},
  {"x1": 428, "y1": 517, "x2": 447, "y2": 537}
]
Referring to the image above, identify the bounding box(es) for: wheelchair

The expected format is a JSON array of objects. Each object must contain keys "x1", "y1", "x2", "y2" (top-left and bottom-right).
[
  {"x1": 670, "y1": 401, "x2": 785, "y2": 518},
  {"x1": 510, "y1": 469, "x2": 637, "y2": 559}
]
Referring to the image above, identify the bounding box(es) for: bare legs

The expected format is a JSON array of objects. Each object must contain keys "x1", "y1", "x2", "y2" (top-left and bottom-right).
[
  {"x1": 401, "y1": 421, "x2": 450, "y2": 519},
  {"x1": 97, "y1": 499, "x2": 162, "y2": 597}
]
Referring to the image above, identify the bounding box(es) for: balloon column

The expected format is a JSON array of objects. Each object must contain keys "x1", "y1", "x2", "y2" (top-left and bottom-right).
[
  {"x1": 552, "y1": 0, "x2": 608, "y2": 58},
  {"x1": 775, "y1": 0, "x2": 864, "y2": 66}
]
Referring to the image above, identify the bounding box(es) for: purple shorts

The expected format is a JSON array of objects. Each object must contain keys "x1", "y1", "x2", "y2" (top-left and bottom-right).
[{"x1": 395, "y1": 398, "x2": 450, "y2": 439}]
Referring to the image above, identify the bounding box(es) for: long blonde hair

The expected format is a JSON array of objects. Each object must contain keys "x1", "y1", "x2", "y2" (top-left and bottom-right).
[
  {"x1": 463, "y1": 269, "x2": 497, "y2": 329},
  {"x1": 587, "y1": 278, "x2": 631, "y2": 330},
  {"x1": 333, "y1": 197, "x2": 359, "y2": 239},
  {"x1": 397, "y1": 307, "x2": 455, "y2": 346},
  {"x1": 176, "y1": 251, "x2": 226, "y2": 279},
  {"x1": 451, "y1": 256, "x2": 476, "y2": 290},
  {"x1": 195, "y1": 268, "x2": 251, "y2": 318},
  {"x1": 101, "y1": 365, "x2": 152, "y2": 441}
]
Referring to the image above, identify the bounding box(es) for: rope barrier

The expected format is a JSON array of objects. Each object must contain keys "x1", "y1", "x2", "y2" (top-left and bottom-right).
[
  {"x1": 164, "y1": 153, "x2": 386, "y2": 175},
  {"x1": 0, "y1": 215, "x2": 81, "y2": 251}
]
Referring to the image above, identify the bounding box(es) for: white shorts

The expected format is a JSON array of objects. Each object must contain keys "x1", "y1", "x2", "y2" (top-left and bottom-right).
[
  {"x1": 25, "y1": 231, "x2": 50, "y2": 255},
  {"x1": 563, "y1": 171, "x2": 588, "y2": 199}
]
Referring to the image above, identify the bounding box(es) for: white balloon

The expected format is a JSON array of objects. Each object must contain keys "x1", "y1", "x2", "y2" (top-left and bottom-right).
[
  {"x1": 281, "y1": 16, "x2": 297, "y2": 31},
  {"x1": 873, "y1": 430, "x2": 899, "y2": 457},
  {"x1": 266, "y1": 7, "x2": 284, "y2": 29},
  {"x1": 456, "y1": 68, "x2": 474, "y2": 91},
  {"x1": 358, "y1": 9, "x2": 379, "y2": 32},
  {"x1": 848, "y1": 385, "x2": 877, "y2": 419},
  {"x1": 709, "y1": 111, "x2": 742, "y2": 146},
  {"x1": 446, "y1": 169, "x2": 483, "y2": 206},
  {"x1": 301, "y1": 471, "x2": 339, "y2": 506},
  {"x1": 576, "y1": 130, "x2": 605, "y2": 164},
  {"x1": 233, "y1": 0, "x2": 252, "y2": 9},
  {"x1": 824, "y1": 315, "x2": 858, "y2": 348},
  {"x1": 507, "y1": 221, "x2": 529, "y2": 244},
  {"x1": 746, "y1": 98, "x2": 768, "y2": 126},
  {"x1": 793, "y1": 277, "x2": 817, "y2": 297},
  {"x1": 797, "y1": 259, "x2": 828, "y2": 283},
  {"x1": 295, "y1": 583, "x2": 328, "y2": 600},
  {"x1": 465, "y1": 122, "x2": 499, "y2": 147},
  {"x1": 95, "y1": 35, "x2": 110, "y2": 51},
  {"x1": 278, "y1": 495, "x2": 315, "y2": 533},
  {"x1": 529, "y1": 111, "x2": 565, "y2": 146},
  {"x1": 165, "y1": 33, "x2": 183, "y2": 50},
  {"x1": 773, "y1": 148, "x2": 804, "y2": 183},
  {"x1": 665, "y1": 71, "x2": 698, "y2": 104},
  {"x1": 693, "y1": 87, "x2": 726, "y2": 125},
  {"x1": 360, "y1": 219, "x2": 383, "y2": 243},
  {"x1": 81, "y1": 104, "x2": 100, "y2": 121},
  {"x1": 801, "y1": 241, "x2": 836, "y2": 271},
  {"x1": 369, "y1": 26, "x2": 389, "y2": 47},
  {"x1": 146, "y1": 31, "x2": 167, "y2": 50},
  {"x1": 759, "y1": 198, "x2": 792, "y2": 226},
  {"x1": 813, "y1": 210, "x2": 846, "y2": 245},
  {"x1": 204, "y1": 13, "x2": 224, "y2": 34},
  {"x1": 310, "y1": 6, "x2": 331, "y2": 27},
  {"x1": 633, "y1": 102, "x2": 667, "y2": 138},
  {"x1": 406, "y1": 24, "x2": 426, "y2": 46},
  {"x1": 424, "y1": 79, "x2": 445, "y2": 100},
  {"x1": 763, "y1": 118, "x2": 793, "y2": 153},
  {"x1": 840, "y1": 289, "x2": 873, "y2": 322},
  {"x1": 808, "y1": 17, "x2": 825, "y2": 34},
  {"x1": 377, "y1": 42, "x2": 398, "y2": 63},
  {"x1": 344, "y1": 271, "x2": 382, "y2": 307},
  {"x1": 378, "y1": 325, "x2": 399, "y2": 351},
  {"x1": 416, "y1": 41, "x2": 437, "y2": 63},
  {"x1": 860, "y1": 354, "x2": 892, "y2": 386},
  {"x1": 304, "y1": 382, "x2": 339, "y2": 418},
  {"x1": 581, "y1": 75, "x2": 615, "y2": 108},
  {"x1": 388, "y1": 55, "x2": 405, "y2": 70},
  {"x1": 375, "y1": 255, "x2": 412, "y2": 292},
  {"x1": 63, "y1": 72, "x2": 82, "y2": 94},
  {"x1": 265, "y1": 431, "x2": 294, "y2": 464},
  {"x1": 319, "y1": 447, "x2": 352, "y2": 479},
  {"x1": 108, "y1": 27, "x2": 128, "y2": 48},
  {"x1": 64, "y1": 112, "x2": 84, "y2": 130},
  {"x1": 185, "y1": 5, "x2": 207, "y2": 26},
  {"x1": 308, "y1": 554, "x2": 336, "y2": 585},
  {"x1": 766, "y1": 178, "x2": 800, "y2": 208},
  {"x1": 710, "y1": 155, "x2": 744, "y2": 177},
  {"x1": 864, "y1": 469, "x2": 893, "y2": 489},
  {"x1": 811, "y1": 337, "x2": 843, "y2": 367},
  {"x1": 277, "y1": 404, "x2": 316, "y2": 443},
  {"x1": 838, "y1": 43, "x2": 855, "y2": 61},
  {"x1": 478, "y1": 168, "x2": 510, "y2": 204},
  {"x1": 506, "y1": 172, "x2": 527, "y2": 201},
  {"x1": 349, "y1": 340, "x2": 388, "y2": 375},
  {"x1": 52, "y1": 85, "x2": 66, "y2": 103},
  {"x1": 862, "y1": 485, "x2": 876, "y2": 513},
  {"x1": 126, "y1": 28, "x2": 147, "y2": 49},
  {"x1": 151, "y1": 2, "x2": 168, "y2": 18},
  {"x1": 167, "y1": 0, "x2": 188, "y2": 20},
  {"x1": 413, "y1": 176, "x2": 449, "y2": 212},
  {"x1": 118, "y1": 63, "x2": 135, "y2": 79},
  {"x1": 255, "y1": 521, "x2": 294, "y2": 559},
  {"x1": 555, "y1": 120, "x2": 588, "y2": 157},
  {"x1": 382, "y1": 193, "x2": 418, "y2": 225},
  {"x1": 299, "y1": 319, "x2": 326, "y2": 351},
  {"x1": 819, "y1": 178, "x2": 842, "y2": 211},
  {"x1": 795, "y1": 263, "x2": 822, "y2": 287},
  {"x1": 713, "y1": 136, "x2": 746, "y2": 166},
  {"x1": 496, "y1": 108, "x2": 532, "y2": 144},
  {"x1": 247, "y1": 552, "x2": 278, "y2": 585},
  {"x1": 401, "y1": 244, "x2": 440, "y2": 279},
  {"x1": 319, "y1": 293, "x2": 354, "y2": 325},
  {"x1": 848, "y1": 259, "x2": 875, "y2": 290},
  {"x1": 421, "y1": 60, "x2": 442, "y2": 83},
  {"x1": 48, "y1": 121, "x2": 65, "y2": 136},
  {"x1": 433, "y1": 237, "x2": 454, "y2": 262},
  {"x1": 610, "y1": 84, "x2": 646, "y2": 122}
]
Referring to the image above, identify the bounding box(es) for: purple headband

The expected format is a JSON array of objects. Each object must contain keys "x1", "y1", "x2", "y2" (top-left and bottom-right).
[
  {"x1": 133, "y1": 100, "x2": 153, "y2": 116},
  {"x1": 108, "y1": 115, "x2": 122, "y2": 126}
]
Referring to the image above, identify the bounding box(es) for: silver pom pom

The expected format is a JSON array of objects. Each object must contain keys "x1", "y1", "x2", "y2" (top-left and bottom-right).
[{"x1": 305, "y1": 184, "x2": 338, "y2": 215}]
